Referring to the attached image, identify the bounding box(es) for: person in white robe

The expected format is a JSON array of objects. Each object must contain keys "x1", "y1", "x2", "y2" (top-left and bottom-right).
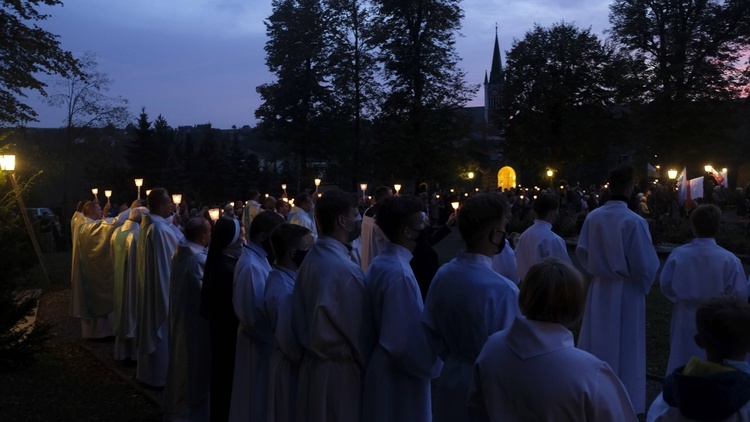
[
  {"x1": 363, "y1": 195, "x2": 442, "y2": 422},
  {"x1": 287, "y1": 193, "x2": 317, "y2": 239},
  {"x1": 241, "y1": 189, "x2": 262, "y2": 235},
  {"x1": 292, "y1": 190, "x2": 376, "y2": 422},
  {"x1": 422, "y1": 193, "x2": 521, "y2": 422},
  {"x1": 660, "y1": 204, "x2": 748, "y2": 375},
  {"x1": 647, "y1": 297, "x2": 750, "y2": 422},
  {"x1": 163, "y1": 218, "x2": 212, "y2": 422},
  {"x1": 136, "y1": 188, "x2": 185, "y2": 388},
  {"x1": 264, "y1": 223, "x2": 313, "y2": 422},
  {"x1": 576, "y1": 165, "x2": 660, "y2": 414},
  {"x1": 514, "y1": 193, "x2": 572, "y2": 281},
  {"x1": 360, "y1": 186, "x2": 392, "y2": 271},
  {"x1": 491, "y1": 239, "x2": 519, "y2": 285},
  {"x1": 228, "y1": 211, "x2": 285, "y2": 422},
  {"x1": 71, "y1": 200, "x2": 132, "y2": 338},
  {"x1": 468, "y1": 258, "x2": 637, "y2": 421},
  {"x1": 110, "y1": 206, "x2": 148, "y2": 360}
]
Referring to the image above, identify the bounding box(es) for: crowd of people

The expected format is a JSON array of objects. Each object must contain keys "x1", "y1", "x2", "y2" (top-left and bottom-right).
[{"x1": 67, "y1": 164, "x2": 750, "y2": 422}]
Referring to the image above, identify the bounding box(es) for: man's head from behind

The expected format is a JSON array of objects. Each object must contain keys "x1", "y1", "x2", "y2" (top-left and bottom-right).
[
  {"x1": 185, "y1": 217, "x2": 211, "y2": 247},
  {"x1": 82, "y1": 201, "x2": 103, "y2": 220},
  {"x1": 457, "y1": 193, "x2": 509, "y2": 254},
  {"x1": 315, "y1": 189, "x2": 359, "y2": 242},
  {"x1": 295, "y1": 193, "x2": 313, "y2": 213},
  {"x1": 147, "y1": 188, "x2": 172, "y2": 218},
  {"x1": 608, "y1": 164, "x2": 635, "y2": 197},
  {"x1": 690, "y1": 204, "x2": 721, "y2": 238},
  {"x1": 376, "y1": 195, "x2": 426, "y2": 250},
  {"x1": 695, "y1": 296, "x2": 750, "y2": 362},
  {"x1": 533, "y1": 193, "x2": 559, "y2": 221}
]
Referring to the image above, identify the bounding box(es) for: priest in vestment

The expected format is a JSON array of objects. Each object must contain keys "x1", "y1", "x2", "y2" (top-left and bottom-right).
[
  {"x1": 660, "y1": 204, "x2": 748, "y2": 375},
  {"x1": 228, "y1": 211, "x2": 284, "y2": 421},
  {"x1": 110, "y1": 206, "x2": 148, "y2": 360},
  {"x1": 292, "y1": 190, "x2": 375, "y2": 422},
  {"x1": 163, "y1": 218, "x2": 212, "y2": 421},
  {"x1": 422, "y1": 193, "x2": 520, "y2": 422},
  {"x1": 287, "y1": 193, "x2": 317, "y2": 239},
  {"x1": 362, "y1": 196, "x2": 442, "y2": 422},
  {"x1": 576, "y1": 165, "x2": 659, "y2": 414},
  {"x1": 514, "y1": 193, "x2": 572, "y2": 282},
  {"x1": 136, "y1": 188, "x2": 185, "y2": 388},
  {"x1": 241, "y1": 189, "x2": 261, "y2": 235},
  {"x1": 71, "y1": 200, "x2": 132, "y2": 338},
  {"x1": 360, "y1": 186, "x2": 392, "y2": 271},
  {"x1": 265, "y1": 223, "x2": 313, "y2": 422}
]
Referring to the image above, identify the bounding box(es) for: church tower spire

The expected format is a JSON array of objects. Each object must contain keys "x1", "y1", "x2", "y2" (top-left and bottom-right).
[
  {"x1": 484, "y1": 24, "x2": 504, "y2": 126},
  {"x1": 489, "y1": 24, "x2": 503, "y2": 84}
]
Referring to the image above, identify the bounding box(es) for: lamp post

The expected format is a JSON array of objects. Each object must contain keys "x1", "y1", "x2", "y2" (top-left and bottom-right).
[
  {"x1": 1, "y1": 154, "x2": 50, "y2": 284},
  {"x1": 668, "y1": 169, "x2": 677, "y2": 180},
  {"x1": 134, "y1": 178, "x2": 143, "y2": 200},
  {"x1": 546, "y1": 169, "x2": 554, "y2": 188}
]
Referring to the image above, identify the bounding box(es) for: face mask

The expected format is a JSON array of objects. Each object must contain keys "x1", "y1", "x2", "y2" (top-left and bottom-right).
[
  {"x1": 495, "y1": 231, "x2": 506, "y2": 254},
  {"x1": 342, "y1": 215, "x2": 362, "y2": 243},
  {"x1": 292, "y1": 249, "x2": 309, "y2": 268}
]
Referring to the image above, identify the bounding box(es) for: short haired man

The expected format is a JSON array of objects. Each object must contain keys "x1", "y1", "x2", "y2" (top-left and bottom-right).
[
  {"x1": 292, "y1": 190, "x2": 375, "y2": 422},
  {"x1": 423, "y1": 193, "x2": 521, "y2": 422},
  {"x1": 229, "y1": 210, "x2": 285, "y2": 421},
  {"x1": 575, "y1": 165, "x2": 660, "y2": 413},
  {"x1": 648, "y1": 296, "x2": 750, "y2": 421},
  {"x1": 660, "y1": 204, "x2": 748, "y2": 375},
  {"x1": 514, "y1": 193, "x2": 572, "y2": 281},
  {"x1": 136, "y1": 188, "x2": 185, "y2": 387},
  {"x1": 164, "y1": 217, "x2": 211, "y2": 420},
  {"x1": 71, "y1": 199, "x2": 134, "y2": 339},
  {"x1": 242, "y1": 189, "x2": 261, "y2": 234},
  {"x1": 363, "y1": 196, "x2": 442, "y2": 422},
  {"x1": 265, "y1": 223, "x2": 313, "y2": 422}
]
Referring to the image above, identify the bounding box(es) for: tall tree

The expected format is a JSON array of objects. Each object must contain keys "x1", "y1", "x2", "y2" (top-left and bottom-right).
[
  {"x1": 609, "y1": 0, "x2": 750, "y2": 166},
  {"x1": 324, "y1": 0, "x2": 381, "y2": 190},
  {"x1": 46, "y1": 52, "x2": 130, "y2": 217},
  {"x1": 610, "y1": 0, "x2": 750, "y2": 103},
  {"x1": 503, "y1": 23, "x2": 635, "y2": 175},
  {"x1": 371, "y1": 0, "x2": 476, "y2": 182},
  {"x1": 0, "y1": 0, "x2": 80, "y2": 125},
  {"x1": 256, "y1": 0, "x2": 332, "y2": 183}
]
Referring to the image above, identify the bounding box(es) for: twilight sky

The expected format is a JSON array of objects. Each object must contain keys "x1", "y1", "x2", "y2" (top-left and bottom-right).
[{"x1": 27, "y1": 0, "x2": 613, "y2": 129}]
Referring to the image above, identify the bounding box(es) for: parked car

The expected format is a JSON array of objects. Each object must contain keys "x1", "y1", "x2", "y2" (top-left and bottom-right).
[{"x1": 26, "y1": 208, "x2": 55, "y2": 220}]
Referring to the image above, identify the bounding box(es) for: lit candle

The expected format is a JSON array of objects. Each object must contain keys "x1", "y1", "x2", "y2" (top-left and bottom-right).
[
  {"x1": 104, "y1": 190, "x2": 112, "y2": 202},
  {"x1": 314, "y1": 178, "x2": 321, "y2": 187},
  {"x1": 208, "y1": 208, "x2": 221, "y2": 221},
  {"x1": 451, "y1": 202, "x2": 459, "y2": 210}
]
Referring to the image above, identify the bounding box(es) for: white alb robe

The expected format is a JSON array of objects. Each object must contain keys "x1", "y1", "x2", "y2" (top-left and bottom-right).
[
  {"x1": 576, "y1": 199, "x2": 659, "y2": 413},
  {"x1": 292, "y1": 236, "x2": 375, "y2": 422},
  {"x1": 514, "y1": 220, "x2": 572, "y2": 281},
  {"x1": 264, "y1": 266, "x2": 301, "y2": 422},
  {"x1": 360, "y1": 214, "x2": 388, "y2": 271},
  {"x1": 229, "y1": 242, "x2": 274, "y2": 422},
  {"x1": 660, "y1": 238, "x2": 748, "y2": 374},
  {"x1": 136, "y1": 213, "x2": 184, "y2": 387},
  {"x1": 163, "y1": 241, "x2": 210, "y2": 422},
  {"x1": 422, "y1": 252, "x2": 521, "y2": 422},
  {"x1": 110, "y1": 219, "x2": 140, "y2": 359},
  {"x1": 468, "y1": 317, "x2": 637, "y2": 421},
  {"x1": 363, "y1": 243, "x2": 442, "y2": 422},
  {"x1": 71, "y1": 210, "x2": 129, "y2": 338},
  {"x1": 491, "y1": 239, "x2": 520, "y2": 285}
]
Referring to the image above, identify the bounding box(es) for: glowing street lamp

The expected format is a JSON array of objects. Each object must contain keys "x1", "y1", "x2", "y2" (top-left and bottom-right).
[
  {"x1": 668, "y1": 169, "x2": 677, "y2": 180},
  {"x1": 0, "y1": 154, "x2": 16, "y2": 171},
  {"x1": 134, "y1": 178, "x2": 143, "y2": 199},
  {"x1": 208, "y1": 208, "x2": 221, "y2": 221},
  {"x1": 394, "y1": 184, "x2": 402, "y2": 196},
  {"x1": 467, "y1": 171, "x2": 475, "y2": 179},
  {"x1": 704, "y1": 165, "x2": 713, "y2": 173}
]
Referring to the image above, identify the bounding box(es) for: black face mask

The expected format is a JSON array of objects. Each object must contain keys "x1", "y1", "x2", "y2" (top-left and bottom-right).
[
  {"x1": 261, "y1": 238, "x2": 275, "y2": 265},
  {"x1": 495, "y1": 231, "x2": 506, "y2": 255},
  {"x1": 292, "y1": 249, "x2": 309, "y2": 268}
]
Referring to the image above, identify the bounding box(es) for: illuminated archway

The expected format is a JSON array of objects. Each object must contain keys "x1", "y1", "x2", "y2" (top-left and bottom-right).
[{"x1": 497, "y1": 166, "x2": 516, "y2": 190}]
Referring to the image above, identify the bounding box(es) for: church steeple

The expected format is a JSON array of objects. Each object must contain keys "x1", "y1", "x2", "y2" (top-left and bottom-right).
[{"x1": 489, "y1": 25, "x2": 503, "y2": 84}]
